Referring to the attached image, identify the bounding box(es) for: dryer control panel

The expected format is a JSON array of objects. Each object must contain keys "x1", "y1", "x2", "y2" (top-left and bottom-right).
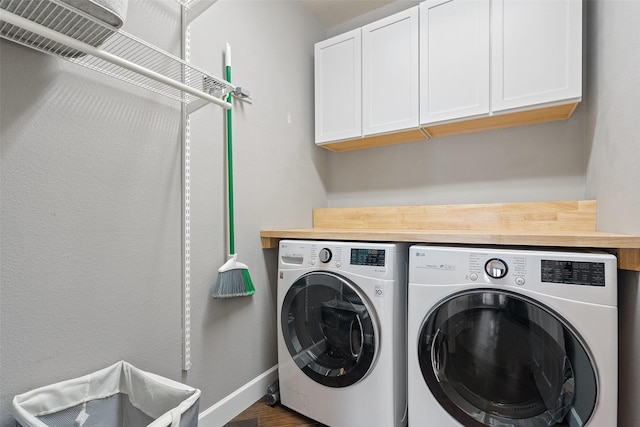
[
  {"x1": 279, "y1": 240, "x2": 405, "y2": 280},
  {"x1": 350, "y1": 248, "x2": 387, "y2": 266}
]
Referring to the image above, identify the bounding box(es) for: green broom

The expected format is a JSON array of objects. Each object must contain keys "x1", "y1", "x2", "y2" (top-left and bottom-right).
[{"x1": 212, "y1": 43, "x2": 255, "y2": 298}]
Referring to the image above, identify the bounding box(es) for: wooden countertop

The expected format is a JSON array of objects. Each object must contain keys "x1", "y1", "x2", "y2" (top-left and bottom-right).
[{"x1": 260, "y1": 201, "x2": 640, "y2": 271}]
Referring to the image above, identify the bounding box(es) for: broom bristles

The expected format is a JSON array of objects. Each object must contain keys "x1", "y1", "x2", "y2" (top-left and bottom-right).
[{"x1": 212, "y1": 256, "x2": 255, "y2": 298}]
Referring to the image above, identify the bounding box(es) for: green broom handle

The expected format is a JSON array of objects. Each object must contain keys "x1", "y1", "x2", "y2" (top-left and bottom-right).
[{"x1": 226, "y1": 64, "x2": 235, "y2": 255}]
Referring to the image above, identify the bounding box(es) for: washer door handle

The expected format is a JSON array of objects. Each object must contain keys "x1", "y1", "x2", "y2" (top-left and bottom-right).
[
  {"x1": 350, "y1": 316, "x2": 364, "y2": 360},
  {"x1": 430, "y1": 328, "x2": 445, "y2": 382}
]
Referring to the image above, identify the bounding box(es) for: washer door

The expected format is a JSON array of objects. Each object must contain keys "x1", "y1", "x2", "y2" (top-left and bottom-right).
[
  {"x1": 281, "y1": 271, "x2": 378, "y2": 388},
  {"x1": 418, "y1": 289, "x2": 597, "y2": 427}
]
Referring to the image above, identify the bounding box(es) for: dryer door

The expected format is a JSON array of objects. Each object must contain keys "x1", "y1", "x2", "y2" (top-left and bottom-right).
[
  {"x1": 281, "y1": 271, "x2": 379, "y2": 388},
  {"x1": 418, "y1": 289, "x2": 597, "y2": 427}
]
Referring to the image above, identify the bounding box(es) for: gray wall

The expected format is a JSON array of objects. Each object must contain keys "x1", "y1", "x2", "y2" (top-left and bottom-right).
[
  {"x1": 0, "y1": 0, "x2": 326, "y2": 424},
  {"x1": 585, "y1": 1, "x2": 640, "y2": 425},
  {"x1": 326, "y1": 114, "x2": 586, "y2": 207}
]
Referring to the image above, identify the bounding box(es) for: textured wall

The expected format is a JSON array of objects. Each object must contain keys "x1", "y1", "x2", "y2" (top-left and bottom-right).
[
  {"x1": 326, "y1": 112, "x2": 586, "y2": 207},
  {"x1": 585, "y1": 1, "x2": 640, "y2": 234},
  {"x1": 0, "y1": 0, "x2": 326, "y2": 423},
  {"x1": 585, "y1": 1, "x2": 640, "y2": 425}
]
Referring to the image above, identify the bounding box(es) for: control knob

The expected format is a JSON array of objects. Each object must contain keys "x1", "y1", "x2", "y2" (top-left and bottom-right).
[
  {"x1": 485, "y1": 258, "x2": 508, "y2": 279},
  {"x1": 319, "y1": 248, "x2": 332, "y2": 263}
]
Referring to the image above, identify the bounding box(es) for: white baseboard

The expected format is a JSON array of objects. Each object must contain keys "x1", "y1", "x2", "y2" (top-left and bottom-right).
[{"x1": 198, "y1": 365, "x2": 278, "y2": 427}]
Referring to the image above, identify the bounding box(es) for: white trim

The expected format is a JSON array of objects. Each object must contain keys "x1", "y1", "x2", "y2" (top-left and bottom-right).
[{"x1": 198, "y1": 366, "x2": 278, "y2": 427}]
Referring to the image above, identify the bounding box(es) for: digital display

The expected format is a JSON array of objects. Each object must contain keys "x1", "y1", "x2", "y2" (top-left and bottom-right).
[
  {"x1": 541, "y1": 260, "x2": 606, "y2": 286},
  {"x1": 350, "y1": 249, "x2": 386, "y2": 266}
]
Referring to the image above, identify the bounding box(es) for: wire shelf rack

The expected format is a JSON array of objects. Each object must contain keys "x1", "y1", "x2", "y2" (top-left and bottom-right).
[
  {"x1": 175, "y1": 0, "x2": 202, "y2": 9},
  {"x1": 0, "y1": 0, "x2": 233, "y2": 108}
]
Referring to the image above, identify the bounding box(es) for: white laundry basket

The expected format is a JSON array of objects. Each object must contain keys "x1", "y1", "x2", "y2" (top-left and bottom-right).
[{"x1": 12, "y1": 361, "x2": 201, "y2": 427}]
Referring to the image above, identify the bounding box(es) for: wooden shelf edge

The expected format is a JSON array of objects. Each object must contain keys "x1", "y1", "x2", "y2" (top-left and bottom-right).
[
  {"x1": 315, "y1": 103, "x2": 579, "y2": 152},
  {"x1": 618, "y1": 248, "x2": 640, "y2": 271},
  {"x1": 423, "y1": 102, "x2": 579, "y2": 139},
  {"x1": 313, "y1": 200, "x2": 596, "y2": 232},
  {"x1": 261, "y1": 236, "x2": 281, "y2": 250},
  {"x1": 259, "y1": 229, "x2": 640, "y2": 271},
  {"x1": 261, "y1": 201, "x2": 640, "y2": 270},
  {"x1": 318, "y1": 128, "x2": 428, "y2": 152}
]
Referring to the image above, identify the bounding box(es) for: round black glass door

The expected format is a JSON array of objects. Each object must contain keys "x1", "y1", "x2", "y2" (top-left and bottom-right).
[
  {"x1": 418, "y1": 289, "x2": 597, "y2": 427},
  {"x1": 281, "y1": 271, "x2": 378, "y2": 388}
]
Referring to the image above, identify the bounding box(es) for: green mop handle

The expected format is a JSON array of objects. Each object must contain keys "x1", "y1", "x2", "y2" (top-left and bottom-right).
[
  {"x1": 225, "y1": 44, "x2": 235, "y2": 256},
  {"x1": 226, "y1": 67, "x2": 235, "y2": 255}
]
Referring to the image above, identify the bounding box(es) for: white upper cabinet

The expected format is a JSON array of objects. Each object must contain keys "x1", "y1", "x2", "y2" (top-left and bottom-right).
[
  {"x1": 491, "y1": 0, "x2": 582, "y2": 112},
  {"x1": 420, "y1": 0, "x2": 490, "y2": 124},
  {"x1": 362, "y1": 6, "x2": 420, "y2": 136},
  {"x1": 315, "y1": 29, "x2": 362, "y2": 144},
  {"x1": 314, "y1": 0, "x2": 582, "y2": 150}
]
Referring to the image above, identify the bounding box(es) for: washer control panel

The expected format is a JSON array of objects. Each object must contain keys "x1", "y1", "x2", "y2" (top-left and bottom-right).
[
  {"x1": 279, "y1": 240, "x2": 400, "y2": 280},
  {"x1": 411, "y1": 247, "x2": 528, "y2": 286},
  {"x1": 540, "y1": 259, "x2": 606, "y2": 287},
  {"x1": 468, "y1": 252, "x2": 526, "y2": 285},
  {"x1": 409, "y1": 246, "x2": 617, "y2": 306},
  {"x1": 410, "y1": 246, "x2": 616, "y2": 289}
]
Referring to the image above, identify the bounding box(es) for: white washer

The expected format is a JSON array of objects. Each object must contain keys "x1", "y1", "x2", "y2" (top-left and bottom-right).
[
  {"x1": 277, "y1": 240, "x2": 408, "y2": 427},
  {"x1": 408, "y1": 245, "x2": 617, "y2": 427}
]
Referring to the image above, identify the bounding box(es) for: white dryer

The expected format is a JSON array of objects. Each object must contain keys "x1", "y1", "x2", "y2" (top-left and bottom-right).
[
  {"x1": 408, "y1": 245, "x2": 617, "y2": 427},
  {"x1": 277, "y1": 240, "x2": 408, "y2": 427}
]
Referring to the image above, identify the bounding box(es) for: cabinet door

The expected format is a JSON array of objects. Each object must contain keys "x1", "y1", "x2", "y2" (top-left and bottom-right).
[
  {"x1": 491, "y1": 0, "x2": 582, "y2": 112},
  {"x1": 420, "y1": 0, "x2": 490, "y2": 125},
  {"x1": 362, "y1": 7, "x2": 419, "y2": 136},
  {"x1": 315, "y1": 29, "x2": 362, "y2": 144}
]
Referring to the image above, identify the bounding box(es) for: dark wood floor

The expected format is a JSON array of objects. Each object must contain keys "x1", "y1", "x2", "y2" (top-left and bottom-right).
[
  {"x1": 224, "y1": 396, "x2": 326, "y2": 427},
  {"x1": 224, "y1": 396, "x2": 572, "y2": 427}
]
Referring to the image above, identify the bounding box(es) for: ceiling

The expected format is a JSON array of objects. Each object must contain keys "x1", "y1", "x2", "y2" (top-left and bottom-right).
[{"x1": 301, "y1": 0, "x2": 397, "y2": 27}]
